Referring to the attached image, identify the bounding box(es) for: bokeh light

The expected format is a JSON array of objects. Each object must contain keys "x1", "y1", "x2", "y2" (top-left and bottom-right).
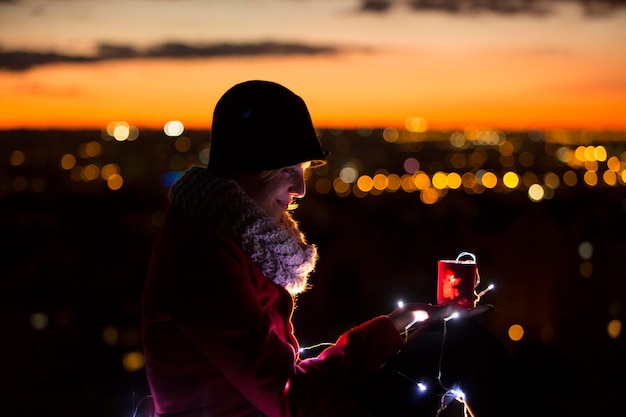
[
  {"x1": 107, "y1": 173, "x2": 124, "y2": 190},
  {"x1": 579, "y1": 261, "x2": 593, "y2": 278},
  {"x1": 405, "y1": 116, "x2": 428, "y2": 133},
  {"x1": 122, "y1": 351, "x2": 145, "y2": 373},
  {"x1": 164, "y1": 120, "x2": 185, "y2": 137},
  {"x1": 528, "y1": 184, "x2": 544, "y2": 202},
  {"x1": 508, "y1": 324, "x2": 525, "y2": 341},
  {"x1": 578, "y1": 241, "x2": 593, "y2": 260},
  {"x1": 403, "y1": 157, "x2": 420, "y2": 174},
  {"x1": 503, "y1": 171, "x2": 520, "y2": 189},
  {"x1": 340, "y1": 166, "x2": 359, "y2": 184},
  {"x1": 30, "y1": 312, "x2": 49, "y2": 330},
  {"x1": 60, "y1": 154, "x2": 77, "y2": 170},
  {"x1": 607, "y1": 319, "x2": 622, "y2": 339},
  {"x1": 10, "y1": 150, "x2": 26, "y2": 166}
]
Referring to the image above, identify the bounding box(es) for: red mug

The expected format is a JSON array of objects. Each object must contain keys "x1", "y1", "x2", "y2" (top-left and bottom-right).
[{"x1": 437, "y1": 252, "x2": 480, "y2": 309}]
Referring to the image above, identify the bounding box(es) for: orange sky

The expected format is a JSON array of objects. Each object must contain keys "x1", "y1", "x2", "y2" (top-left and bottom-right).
[{"x1": 1, "y1": 0, "x2": 625, "y2": 131}]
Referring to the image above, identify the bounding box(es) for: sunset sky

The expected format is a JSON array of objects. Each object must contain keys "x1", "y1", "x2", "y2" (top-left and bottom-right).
[{"x1": 1, "y1": 0, "x2": 625, "y2": 131}]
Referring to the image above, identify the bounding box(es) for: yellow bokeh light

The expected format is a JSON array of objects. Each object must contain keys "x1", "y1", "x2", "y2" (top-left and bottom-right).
[
  {"x1": 603, "y1": 170, "x2": 617, "y2": 186},
  {"x1": 607, "y1": 319, "x2": 622, "y2": 339},
  {"x1": 401, "y1": 174, "x2": 416, "y2": 192},
  {"x1": 420, "y1": 188, "x2": 438, "y2": 204},
  {"x1": 405, "y1": 116, "x2": 428, "y2": 133},
  {"x1": 372, "y1": 173, "x2": 388, "y2": 191},
  {"x1": 60, "y1": 153, "x2": 76, "y2": 170},
  {"x1": 107, "y1": 173, "x2": 124, "y2": 190},
  {"x1": 508, "y1": 324, "x2": 524, "y2": 341},
  {"x1": 585, "y1": 160, "x2": 598, "y2": 172},
  {"x1": 82, "y1": 164, "x2": 100, "y2": 181},
  {"x1": 413, "y1": 172, "x2": 431, "y2": 190},
  {"x1": 594, "y1": 146, "x2": 607, "y2": 161},
  {"x1": 387, "y1": 174, "x2": 401, "y2": 191},
  {"x1": 333, "y1": 178, "x2": 351, "y2": 196},
  {"x1": 100, "y1": 163, "x2": 120, "y2": 180},
  {"x1": 357, "y1": 175, "x2": 374, "y2": 192},
  {"x1": 583, "y1": 171, "x2": 598, "y2": 186},
  {"x1": 432, "y1": 171, "x2": 448, "y2": 190},
  {"x1": 584, "y1": 145, "x2": 596, "y2": 162},
  {"x1": 382, "y1": 127, "x2": 399, "y2": 143},
  {"x1": 503, "y1": 171, "x2": 519, "y2": 189},
  {"x1": 446, "y1": 172, "x2": 462, "y2": 189},
  {"x1": 607, "y1": 156, "x2": 621, "y2": 172},
  {"x1": 528, "y1": 184, "x2": 544, "y2": 202},
  {"x1": 563, "y1": 170, "x2": 578, "y2": 186},
  {"x1": 480, "y1": 171, "x2": 498, "y2": 189},
  {"x1": 79, "y1": 141, "x2": 102, "y2": 158},
  {"x1": 122, "y1": 351, "x2": 145, "y2": 373}
]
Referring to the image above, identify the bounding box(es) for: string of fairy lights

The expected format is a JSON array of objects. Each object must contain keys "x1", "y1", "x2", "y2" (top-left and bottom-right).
[{"x1": 129, "y1": 304, "x2": 491, "y2": 417}]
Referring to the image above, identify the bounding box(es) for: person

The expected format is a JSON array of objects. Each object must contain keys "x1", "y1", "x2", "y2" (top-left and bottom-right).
[
  {"x1": 140, "y1": 80, "x2": 466, "y2": 417},
  {"x1": 142, "y1": 80, "x2": 464, "y2": 417}
]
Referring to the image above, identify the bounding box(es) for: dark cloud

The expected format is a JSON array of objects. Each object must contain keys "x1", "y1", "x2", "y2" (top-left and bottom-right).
[
  {"x1": 0, "y1": 50, "x2": 96, "y2": 71},
  {"x1": 0, "y1": 41, "x2": 342, "y2": 71},
  {"x1": 359, "y1": 0, "x2": 394, "y2": 12},
  {"x1": 359, "y1": 0, "x2": 626, "y2": 15}
]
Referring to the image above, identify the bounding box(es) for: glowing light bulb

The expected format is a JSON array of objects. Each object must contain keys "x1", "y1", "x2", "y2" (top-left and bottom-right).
[
  {"x1": 413, "y1": 310, "x2": 429, "y2": 322},
  {"x1": 444, "y1": 312, "x2": 460, "y2": 321},
  {"x1": 451, "y1": 388, "x2": 465, "y2": 401}
]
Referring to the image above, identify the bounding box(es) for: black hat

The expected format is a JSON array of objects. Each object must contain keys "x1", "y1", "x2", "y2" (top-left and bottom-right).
[{"x1": 208, "y1": 80, "x2": 327, "y2": 175}]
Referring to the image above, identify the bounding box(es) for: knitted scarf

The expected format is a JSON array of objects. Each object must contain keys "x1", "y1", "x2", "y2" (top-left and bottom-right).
[{"x1": 169, "y1": 166, "x2": 318, "y2": 295}]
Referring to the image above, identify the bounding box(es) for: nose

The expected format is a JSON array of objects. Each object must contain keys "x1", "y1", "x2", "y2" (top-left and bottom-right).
[{"x1": 289, "y1": 171, "x2": 306, "y2": 198}]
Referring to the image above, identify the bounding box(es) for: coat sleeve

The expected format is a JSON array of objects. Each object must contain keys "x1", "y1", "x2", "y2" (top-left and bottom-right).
[{"x1": 288, "y1": 316, "x2": 404, "y2": 415}]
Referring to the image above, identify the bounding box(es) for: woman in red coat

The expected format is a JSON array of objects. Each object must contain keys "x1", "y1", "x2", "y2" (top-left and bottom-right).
[{"x1": 141, "y1": 80, "x2": 447, "y2": 417}]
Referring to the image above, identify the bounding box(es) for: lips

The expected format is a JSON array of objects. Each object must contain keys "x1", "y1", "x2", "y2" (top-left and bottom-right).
[{"x1": 278, "y1": 200, "x2": 290, "y2": 210}]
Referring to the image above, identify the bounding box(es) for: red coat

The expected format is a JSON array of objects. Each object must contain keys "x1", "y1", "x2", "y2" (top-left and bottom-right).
[{"x1": 142, "y1": 206, "x2": 404, "y2": 417}]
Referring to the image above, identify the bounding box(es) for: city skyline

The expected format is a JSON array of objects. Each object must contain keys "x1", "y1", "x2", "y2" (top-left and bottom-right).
[{"x1": 2, "y1": 0, "x2": 626, "y2": 131}]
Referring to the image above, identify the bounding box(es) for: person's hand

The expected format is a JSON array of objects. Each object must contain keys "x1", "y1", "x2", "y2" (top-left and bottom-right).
[
  {"x1": 387, "y1": 303, "x2": 495, "y2": 334},
  {"x1": 386, "y1": 303, "x2": 450, "y2": 333}
]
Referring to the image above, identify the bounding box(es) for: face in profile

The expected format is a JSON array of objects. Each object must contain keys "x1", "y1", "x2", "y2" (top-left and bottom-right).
[{"x1": 238, "y1": 162, "x2": 310, "y2": 221}]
